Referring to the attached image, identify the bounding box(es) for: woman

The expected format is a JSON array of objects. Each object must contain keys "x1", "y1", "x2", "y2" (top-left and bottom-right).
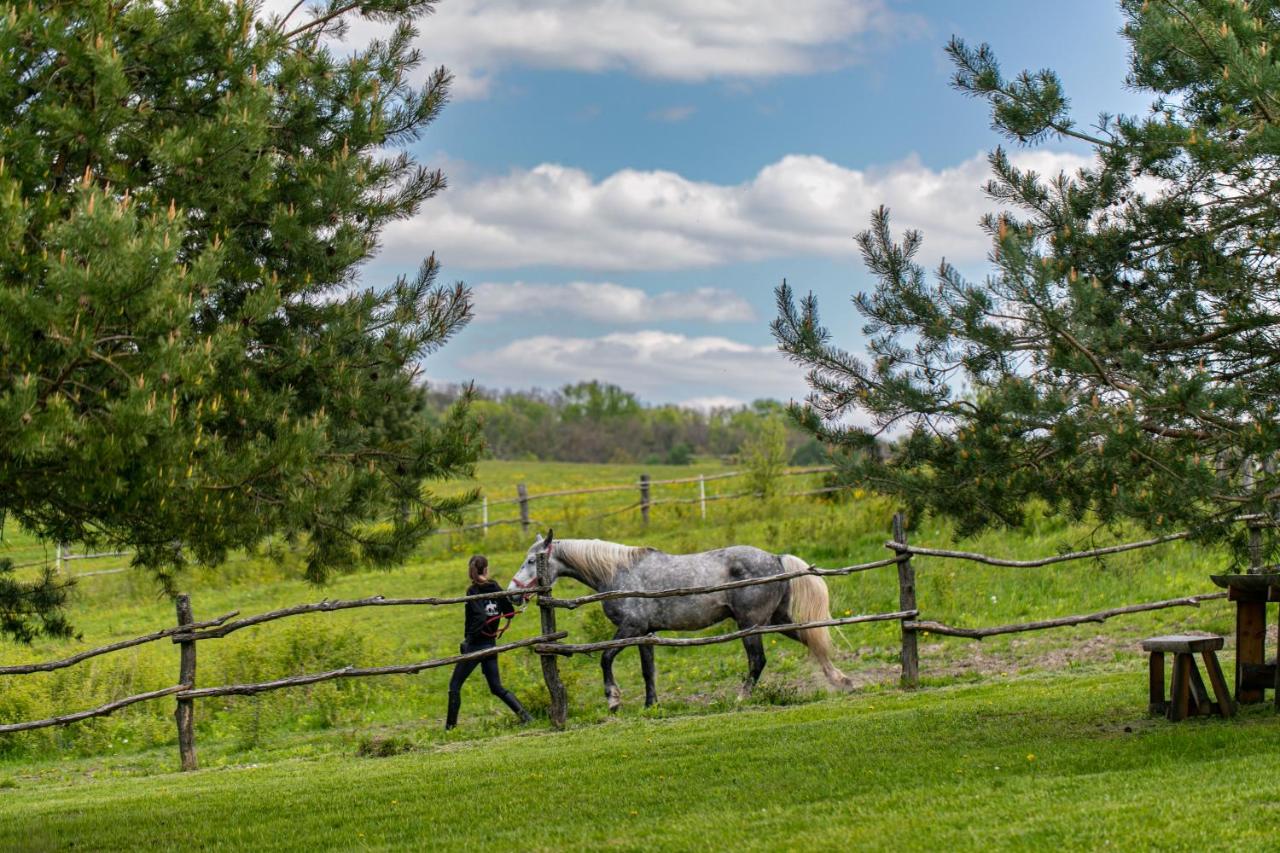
[{"x1": 445, "y1": 554, "x2": 533, "y2": 730}]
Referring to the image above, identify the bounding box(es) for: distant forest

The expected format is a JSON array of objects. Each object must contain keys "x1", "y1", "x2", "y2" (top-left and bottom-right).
[{"x1": 423, "y1": 381, "x2": 827, "y2": 465}]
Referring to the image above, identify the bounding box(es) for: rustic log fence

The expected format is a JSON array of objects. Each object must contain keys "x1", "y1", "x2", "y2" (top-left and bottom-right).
[
  {"x1": 0, "y1": 543, "x2": 910, "y2": 766},
  {"x1": 885, "y1": 511, "x2": 1230, "y2": 687},
  {"x1": 0, "y1": 504, "x2": 1239, "y2": 767}
]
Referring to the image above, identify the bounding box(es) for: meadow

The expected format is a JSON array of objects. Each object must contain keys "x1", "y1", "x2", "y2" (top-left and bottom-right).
[{"x1": 0, "y1": 460, "x2": 1262, "y2": 848}]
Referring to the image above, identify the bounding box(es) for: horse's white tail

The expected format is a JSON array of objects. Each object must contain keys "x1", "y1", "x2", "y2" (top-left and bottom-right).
[{"x1": 782, "y1": 555, "x2": 854, "y2": 688}]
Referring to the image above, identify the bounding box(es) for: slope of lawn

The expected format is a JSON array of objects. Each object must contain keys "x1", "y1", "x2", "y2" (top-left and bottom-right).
[{"x1": 2, "y1": 670, "x2": 1276, "y2": 851}]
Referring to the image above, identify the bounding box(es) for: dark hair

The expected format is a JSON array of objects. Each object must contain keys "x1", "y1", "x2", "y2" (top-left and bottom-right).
[{"x1": 468, "y1": 555, "x2": 489, "y2": 585}]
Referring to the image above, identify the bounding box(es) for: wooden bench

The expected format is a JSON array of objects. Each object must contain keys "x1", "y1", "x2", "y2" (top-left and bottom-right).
[{"x1": 1141, "y1": 635, "x2": 1233, "y2": 721}]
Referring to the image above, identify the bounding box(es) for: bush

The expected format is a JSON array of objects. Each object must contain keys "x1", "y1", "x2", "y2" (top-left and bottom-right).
[
  {"x1": 742, "y1": 418, "x2": 789, "y2": 498},
  {"x1": 666, "y1": 443, "x2": 694, "y2": 466}
]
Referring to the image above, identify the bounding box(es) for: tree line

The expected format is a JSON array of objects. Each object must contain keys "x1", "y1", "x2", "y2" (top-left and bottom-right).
[{"x1": 423, "y1": 381, "x2": 827, "y2": 466}]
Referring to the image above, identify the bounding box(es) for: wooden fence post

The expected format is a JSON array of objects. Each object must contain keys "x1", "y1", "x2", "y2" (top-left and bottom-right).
[
  {"x1": 174, "y1": 593, "x2": 198, "y2": 771},
  {"x1": 517, "y1": 483, "x2": 530, "y2": 535},
  {"x1": 536, "y1": 551, "x2": 568, "y2": 728},
  {"x1": 481, "y1": 496, "x2": 489, "y2": 537},
  {"x1": 640, "y1": 474, "x2": 651, "y2": 526},
  {"x1": 893, "y1": 512, "x2": 919, "y2": 689},
  {"x1": 699, "y1": 474, "x2": 706, "y2": 520}
]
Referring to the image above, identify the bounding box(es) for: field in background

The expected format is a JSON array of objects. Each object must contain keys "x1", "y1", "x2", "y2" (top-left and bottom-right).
[{"x1": 0, "y1": 459, "x2": 1244, "y2": 788}]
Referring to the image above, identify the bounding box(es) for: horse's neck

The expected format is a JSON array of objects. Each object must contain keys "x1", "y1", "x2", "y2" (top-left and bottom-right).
[{"x1": 554, "y1": 562, "x2": 608, "y2": 591}]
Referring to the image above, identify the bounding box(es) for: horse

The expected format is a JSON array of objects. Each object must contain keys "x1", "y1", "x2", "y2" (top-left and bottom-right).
[{"x1": 507, "y1": 530, "x2": 853, "y2": 712}]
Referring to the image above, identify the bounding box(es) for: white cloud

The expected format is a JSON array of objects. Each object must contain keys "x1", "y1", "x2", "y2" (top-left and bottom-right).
[
  {"x1": 256, "y1": 0, "x2": 910, "y2": 100},
  {"x1": 648, "y1": 105, "x2": 697, "y2": 123},
  {"x1": 680, "y1": 395, "x2": 750, "y2": 412},
  {"x1": 472, "y1": 281, "x2": 755, "y2": 324},
  {"x1": 391, "y1": 149, "x2": 1093, "y2": 272},
  {"x1": 462, "y1": 330, "x2": 807, "y2": 403}
]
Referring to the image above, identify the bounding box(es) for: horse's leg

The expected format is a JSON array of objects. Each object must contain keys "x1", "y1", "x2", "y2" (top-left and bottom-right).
[
  {"x1": 639, "y1": 645, "x2": 658, "y2": 707},
  {"x1": 601, "y1": 622, "x2": 646, "y2": 713},
  {"x1": 601, "y1": 645, "x2": 625, "y2": 712},
  {"x1": 738, "y1": 634, "x2": 766, "y2": 699}
]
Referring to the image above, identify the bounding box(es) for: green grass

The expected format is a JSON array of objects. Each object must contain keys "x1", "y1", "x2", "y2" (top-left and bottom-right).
[
  {"x1": 1, "y1": 670, "x2": 1276, "y2": 851},
  {"x1": 0, "y1": 459, "x2": 1266, "y2": 848}
]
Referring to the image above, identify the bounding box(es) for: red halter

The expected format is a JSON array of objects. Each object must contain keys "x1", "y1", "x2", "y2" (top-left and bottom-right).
[{"x1": 511, "y1": 544, "x2": 552, "y2": 601}]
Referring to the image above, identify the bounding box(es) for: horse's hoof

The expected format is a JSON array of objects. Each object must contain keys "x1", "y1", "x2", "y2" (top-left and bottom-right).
[{"x1": 606, "y1": 686, "x2": 622, "y2": 713}]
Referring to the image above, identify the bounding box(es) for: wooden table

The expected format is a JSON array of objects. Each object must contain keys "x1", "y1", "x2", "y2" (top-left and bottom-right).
[{"x1": 1209, "y1": 573, "x2": 1280, "y2": 707}]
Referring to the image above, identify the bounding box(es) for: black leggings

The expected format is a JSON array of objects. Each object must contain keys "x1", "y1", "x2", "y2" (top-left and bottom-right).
[{"x1": 448, "y1": 640, "x2": 509, "y2": 698}]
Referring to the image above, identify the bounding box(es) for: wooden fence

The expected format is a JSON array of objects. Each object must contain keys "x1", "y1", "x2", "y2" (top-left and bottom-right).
[
  {"x1": 885, "y1": 513, "x2": 1228, "y2": 687},
  {"x1": 0, "y1": 507, "x2": 1235, "y2": 769},
  {"x1": 446, "y1": 466, "x2": 838, "y2": 537},
  {"x1": 5, "y1": 467, "x2": 837, "y2": 579}
]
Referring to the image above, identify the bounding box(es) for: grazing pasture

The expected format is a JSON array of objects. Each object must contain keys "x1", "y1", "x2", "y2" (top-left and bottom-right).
[{"x1": 0, "y1": 460, "x2": 1253, "y2": 846}]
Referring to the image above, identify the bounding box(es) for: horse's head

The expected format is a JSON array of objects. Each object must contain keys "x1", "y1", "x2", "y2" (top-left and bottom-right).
[{"x1": 508, "y1": 529, "x2": 557, "y2": 602}]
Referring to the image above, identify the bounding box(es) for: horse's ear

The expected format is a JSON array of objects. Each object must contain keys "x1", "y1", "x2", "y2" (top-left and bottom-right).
[{"x1": 544, "y1": 528, "x2": 555, "y2": 551}]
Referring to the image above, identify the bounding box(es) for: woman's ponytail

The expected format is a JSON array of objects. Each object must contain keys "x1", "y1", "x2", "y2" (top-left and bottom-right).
[{"x1": 468, "y1": 554, "x2": 489, "y2": 585}]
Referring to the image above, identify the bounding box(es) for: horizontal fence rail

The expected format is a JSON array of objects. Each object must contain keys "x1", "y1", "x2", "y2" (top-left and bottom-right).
[
  {"x1": 534, "y1": 610, "x2": 917, "y2": 656},
  {"x1": 904, "y1": 592, "x2": 1227, "y2": 640},
  {"x1": 177, "y1": 633, "x2": 567, "y2": 700},
  {"x1": 887, "y1": 513, "x2": 1234, "y2": 688},
  {"x1": 174, "y1": 589, "x2": 549, "y2": 642},
  {"x1": 0, "y1": 685, "x2": 190, "y2": 734},
  {"x1": 887, "y1": 531, "x2": 1192, "y2": 568},
  {"x1": 0, "y1": 612, "x2": 239, "y2": 675}
]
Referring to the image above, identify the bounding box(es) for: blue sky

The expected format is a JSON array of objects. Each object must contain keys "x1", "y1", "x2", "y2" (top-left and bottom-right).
[{"x1": 292, "y1": 1, "x2": 1153, "y2": 409}]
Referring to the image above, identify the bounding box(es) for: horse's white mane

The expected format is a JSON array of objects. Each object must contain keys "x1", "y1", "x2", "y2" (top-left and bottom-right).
[{"x1": 553, "y1": 538, "x2": 653, "y2": 586}]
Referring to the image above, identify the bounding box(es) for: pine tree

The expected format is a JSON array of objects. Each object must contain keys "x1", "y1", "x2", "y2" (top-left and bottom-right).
[
  {"x1": 775, "y1": 1, "x2": 1280, "y2": 563},
  {"x1": 0, "y1": 0, "x2": 480, "y2": 640}
]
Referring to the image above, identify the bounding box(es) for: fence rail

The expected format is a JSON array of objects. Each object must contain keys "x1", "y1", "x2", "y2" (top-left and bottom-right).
[
  {"x1": 0, "y1": 611, "x2": 239, "y2": 675},
  {"x1": 903, "y1": 592, "x2": 1227, "y2": 640},
  {"x1": 887, "y1": 532, "x2": 1193, "y2": 568},
  {"x1": 886, "y1": 512, "x2": 1235, "y2": 687},
  {"x1": 173, "y1": 589, "x2": 550, "y2": 642},
  {"x1": 0, "y1": 685, "x2": 191, "y2": 734},
  {"x1": 176, "y1": 633, "x2": 567, "y2": 700},
  {"x1": 534, "y1": 610, "x2": 917, "y2": 656}
]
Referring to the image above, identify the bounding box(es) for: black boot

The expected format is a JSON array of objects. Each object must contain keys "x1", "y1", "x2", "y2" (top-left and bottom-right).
[
  {"x1": 498, "y1": 690, "x2": 533, "y2": 724},
  {"x1": 445, "y1": 692, "x2": 461, "y2": 730}
]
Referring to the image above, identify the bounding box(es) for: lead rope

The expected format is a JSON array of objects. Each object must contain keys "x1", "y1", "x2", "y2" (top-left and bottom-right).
[
  {"x1": 492, "y1": 548, "x2": 549, "y2": 639},
  {"x1": 482, "y1": 601, "x2": 528, "y2": 639}
]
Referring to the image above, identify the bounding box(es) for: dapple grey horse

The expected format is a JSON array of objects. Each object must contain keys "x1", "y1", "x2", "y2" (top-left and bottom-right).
[{"x1": 508, "y1": 530, "x2": 852, "y2": 712}]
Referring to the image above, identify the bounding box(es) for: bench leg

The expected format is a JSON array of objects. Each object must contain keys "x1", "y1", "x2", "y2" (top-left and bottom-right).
[
  {"x1": 1169, "y1": 653, "x2": 1191, "y2": 722},
  {"x1": 1236, "y1": 600, "x2": 1267, "y2": 704},
  {"x1": 1148, "y1": 652, "x2": 1166, "y2": 715},
  {"x1": 1187, "y1": 657, "x2": 1211, "y2": 716},
  {"x1": 1201, "y1": 651, "x2": 1234, "y2": 719}
]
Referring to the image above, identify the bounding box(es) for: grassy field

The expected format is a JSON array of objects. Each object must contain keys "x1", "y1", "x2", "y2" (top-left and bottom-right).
[
  {"x1": 0, "y1": 459, "x2": 1269, "y2": 847},
  {"x1": 3, "y1": 671, "x2": 1277, "y2": 851}
]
